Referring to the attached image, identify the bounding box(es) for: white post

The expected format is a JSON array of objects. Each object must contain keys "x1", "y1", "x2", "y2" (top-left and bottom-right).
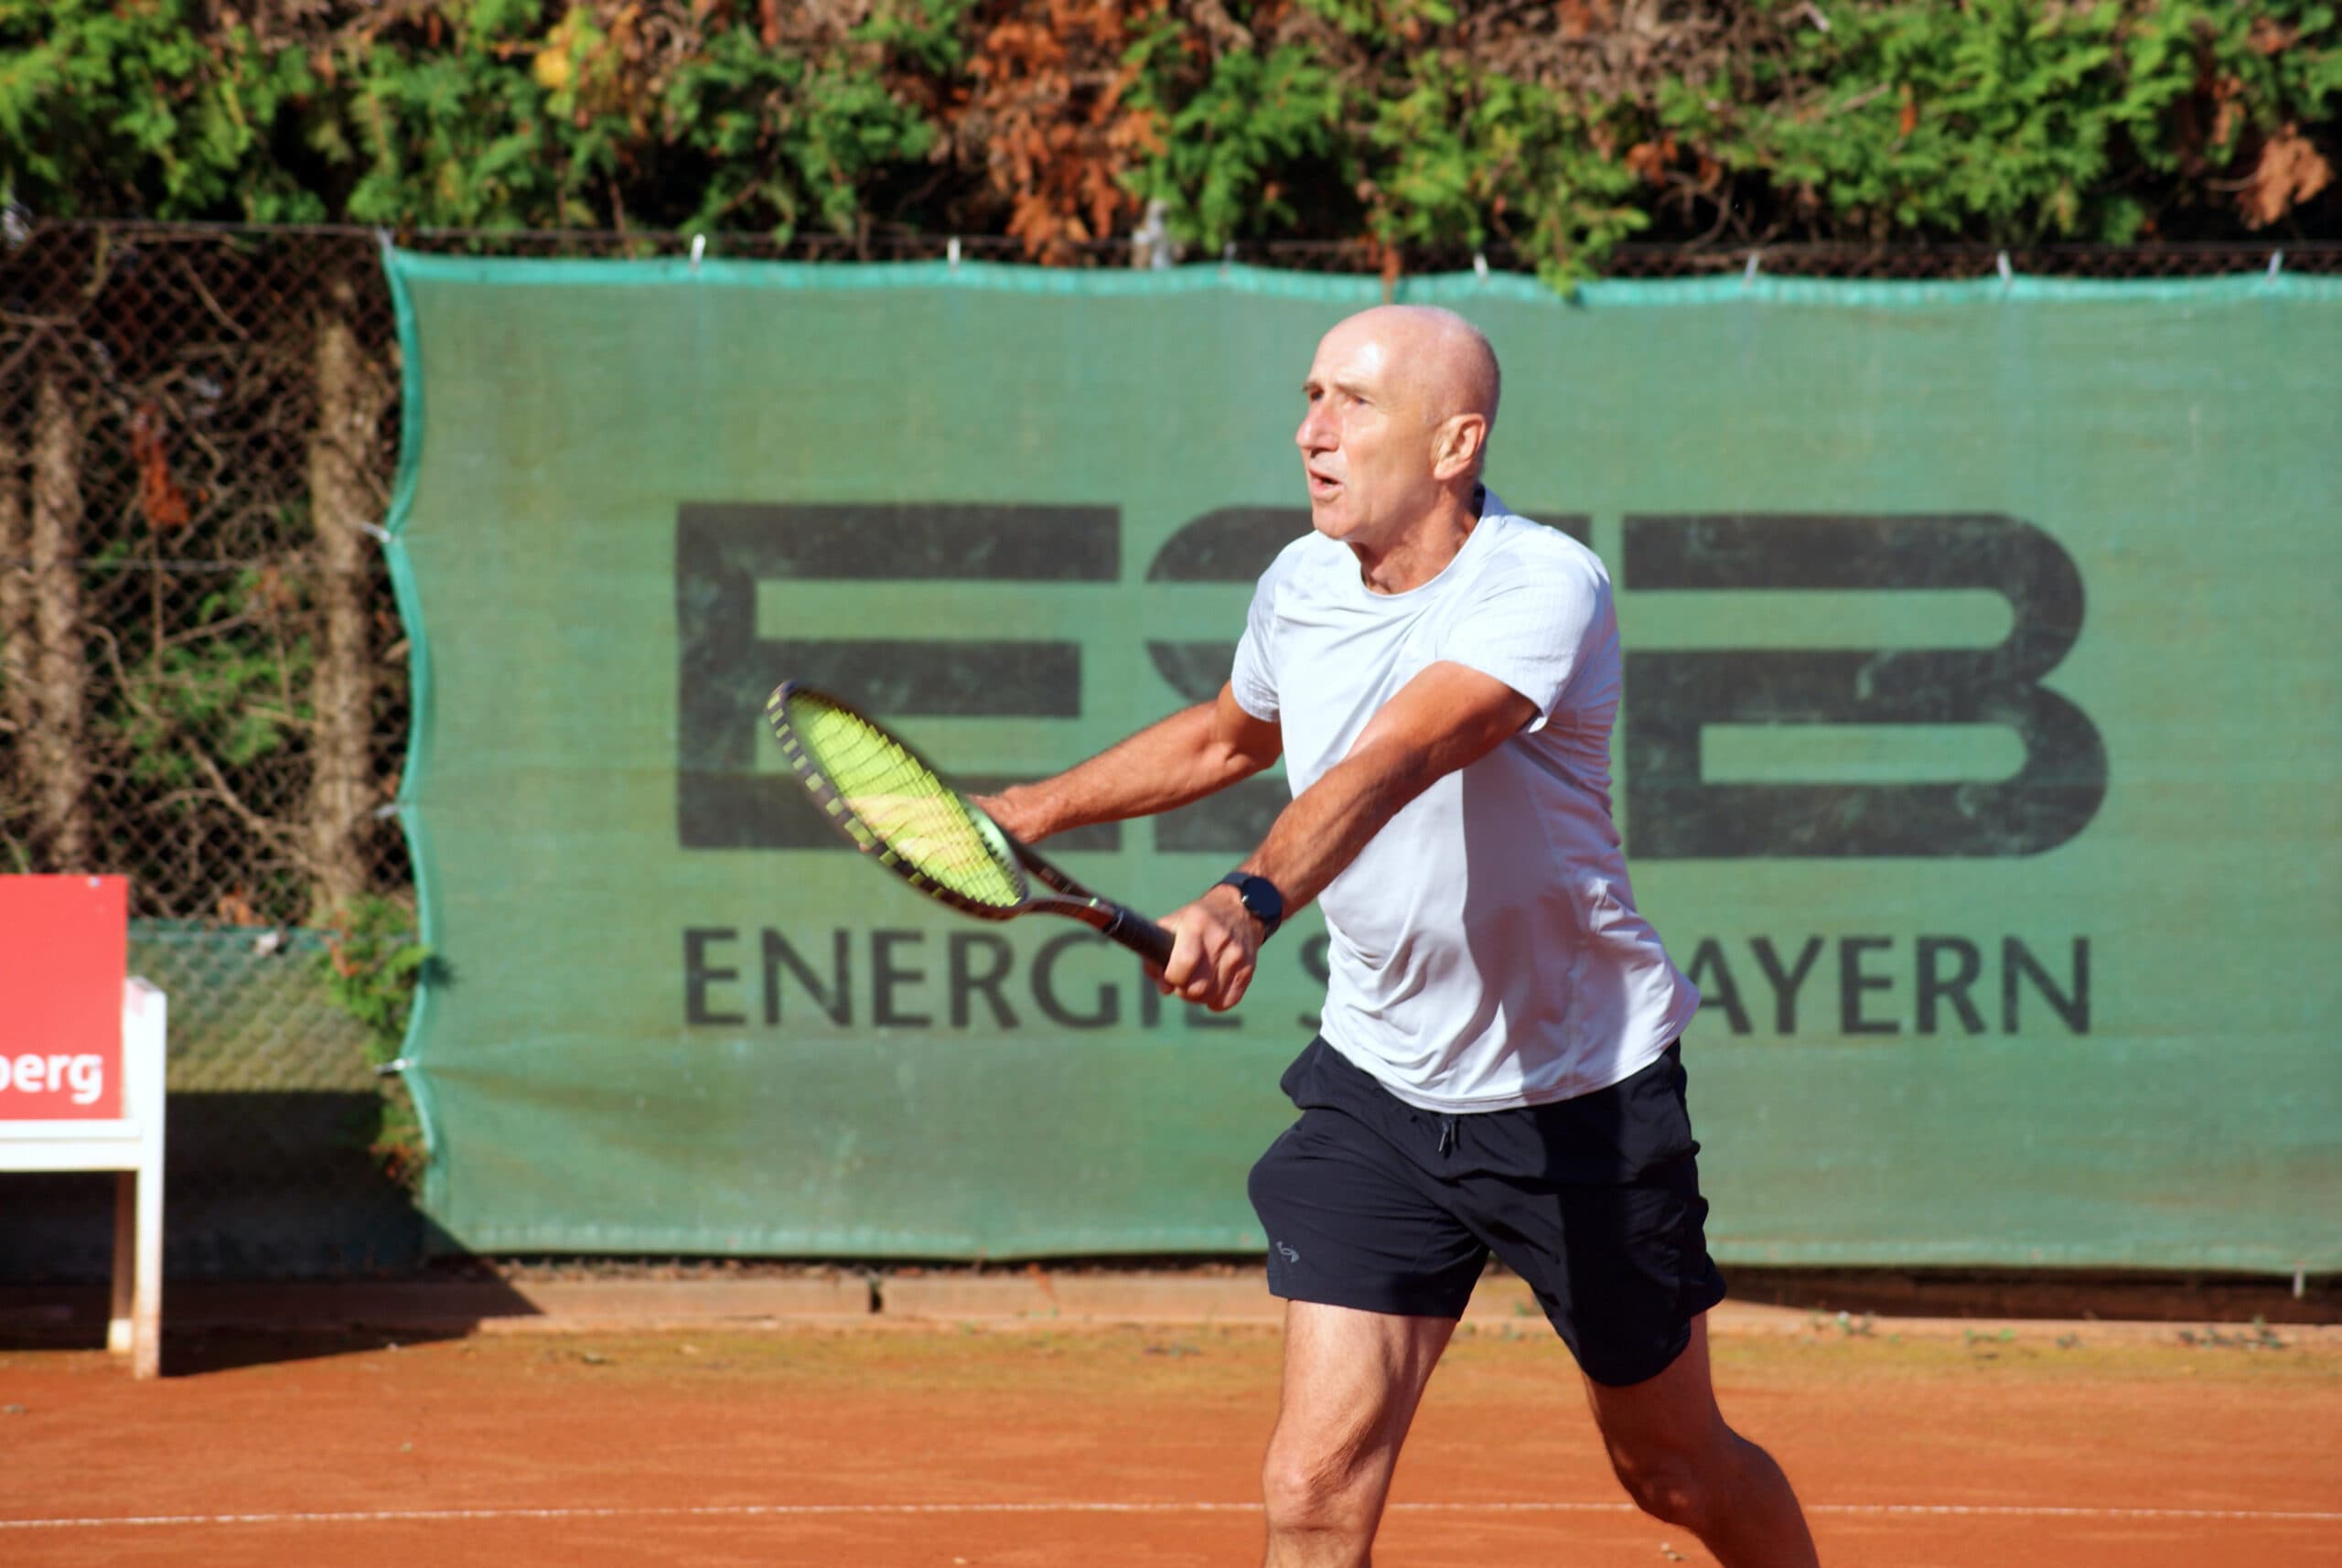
[
  {"x1": 109, "y1": 1171, "x2": 134, "y2": 1351},
  {"x1": 116, "y1": 979, "x2": 167, "y2": 1378}
]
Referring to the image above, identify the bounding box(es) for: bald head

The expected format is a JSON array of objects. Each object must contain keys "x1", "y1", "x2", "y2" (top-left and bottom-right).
[{"x1": 1327, "y1": 305, "x2": 1501, "y2": 453}]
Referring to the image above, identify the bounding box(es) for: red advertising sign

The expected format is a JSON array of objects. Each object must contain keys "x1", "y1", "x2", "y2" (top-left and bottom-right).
[{"x1": 0, "y1": 876, "x2": 129, "y2": 1120}]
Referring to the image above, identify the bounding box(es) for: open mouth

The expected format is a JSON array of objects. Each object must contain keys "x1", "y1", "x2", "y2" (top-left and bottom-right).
[{"x1": 1306, "y1": 470, "x2": 1341, "y2": 499}]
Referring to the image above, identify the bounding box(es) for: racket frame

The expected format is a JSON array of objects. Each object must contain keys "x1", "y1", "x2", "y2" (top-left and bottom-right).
[{"x1": 766, "y1": 682, "x2": 1175, "y2": 967}]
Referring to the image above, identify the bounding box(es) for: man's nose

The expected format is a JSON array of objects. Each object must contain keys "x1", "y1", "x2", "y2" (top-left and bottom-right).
[{"x1": 1295, "y1": 408, "x2": 1332, "y2": 452}]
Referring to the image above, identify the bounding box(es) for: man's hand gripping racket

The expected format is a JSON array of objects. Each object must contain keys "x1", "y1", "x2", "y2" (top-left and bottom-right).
[{"x1": 764, "y1": 682, "x2": 1175, "y2": 969}]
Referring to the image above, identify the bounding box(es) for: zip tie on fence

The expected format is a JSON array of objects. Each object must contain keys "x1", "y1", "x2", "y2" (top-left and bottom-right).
[
  {"x1": 374, "y1": 1058, "x2": 413, "y2": 1079},
  {"x1": 1473, "y1": 252, "x2": 1489, "y2": 282},
  {"x1": 689, "y1": 233, "x2": 706, "y2": 273},
  {"x1": 1742, "y1": 252, "x2": 1761, "y2": 285},
  {"x1": 2268, "y1": 250, "x2": 2285, "y2": 280},
  {"x1": 1997, "y1": 251, "x2": 2014, "y2": 287},
  {"x1": 374, "y1": 226, "x2": 394, "y2": 263},
  {"x1": 372, "y1": 803, "x2": 401, "y2": 820},
  {"x1": 357, "y1": 520, "x2": 391, "y2": 542},
  {"x1": 1222, "y1": 242, "x2": 1236, "y2": 276},
  {"x1": 948, "y1": 236, "x2": 961, "y2": 272}
]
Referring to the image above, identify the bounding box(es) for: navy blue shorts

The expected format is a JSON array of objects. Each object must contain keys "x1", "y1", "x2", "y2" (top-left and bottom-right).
[{"x1": 1248, "y1": 1037, "x2": 1729, "y2": 1387}]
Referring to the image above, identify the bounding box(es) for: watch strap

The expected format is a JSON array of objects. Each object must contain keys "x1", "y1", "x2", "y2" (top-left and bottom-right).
[{"x1": 1214, "y1": 872, "x2": 1284, "y2": 940}]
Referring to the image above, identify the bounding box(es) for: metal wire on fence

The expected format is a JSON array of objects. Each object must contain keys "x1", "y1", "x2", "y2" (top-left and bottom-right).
[
  {"x1": 0, "y1": 222, "x2": 408, "y2": 927},
  {"x1": 3, "y1": 922, "x2": 424, "y2": 1283}
]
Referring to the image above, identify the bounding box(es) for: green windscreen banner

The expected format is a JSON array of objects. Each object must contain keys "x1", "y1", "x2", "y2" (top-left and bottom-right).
[{"x1": 383, "y1": 252, "x2": 2339, "y2": 1272}]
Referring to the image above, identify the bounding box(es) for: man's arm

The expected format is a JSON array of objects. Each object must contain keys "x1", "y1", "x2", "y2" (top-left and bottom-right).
[
  {"x1": 972, "y1": 682, "x2": 1283, "y2": 844},
  {"x1": 1160, "y1": 661, "x2": 1536, "y2": 1011}
]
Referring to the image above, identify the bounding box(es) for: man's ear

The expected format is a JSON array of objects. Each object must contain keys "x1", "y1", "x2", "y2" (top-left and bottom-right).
[{"x1": 1431, "y1": 413, "x2": 1488, "y2": 482}]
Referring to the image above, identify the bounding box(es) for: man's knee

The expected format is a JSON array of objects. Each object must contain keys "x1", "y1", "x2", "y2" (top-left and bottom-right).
[
  {"x1": 1606, "y1": 1436, "x2": 1722, "y2": 1530},
  {"x1": 1261, "y1": 1443, "x2": 1378, "y2": 1541}
]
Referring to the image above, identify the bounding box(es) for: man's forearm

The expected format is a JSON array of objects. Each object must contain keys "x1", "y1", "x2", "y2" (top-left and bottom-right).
[
  {"x1": 1152, "y1": 663, "x2": 1531, "y2": 1007},
  {"x1": 1241, "y1": 742, "x2": 1434, "y2": 917},
  {"x1": 993, "y1": 699, "x2": 1273, "y2": 842},
  {"x1": 1230, "y1": 662, "x2": 1533, "y2": 918}
]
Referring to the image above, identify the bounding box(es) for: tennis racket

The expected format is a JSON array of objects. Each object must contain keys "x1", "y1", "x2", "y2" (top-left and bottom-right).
[{"x1": 765, "y1": 682, "x2": 1176, "y2": 968}]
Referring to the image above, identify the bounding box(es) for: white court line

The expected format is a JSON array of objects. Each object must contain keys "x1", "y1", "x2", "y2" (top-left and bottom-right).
[{"x1": 5, "y1": 1500, "x2": 2340, "y2": 1530}]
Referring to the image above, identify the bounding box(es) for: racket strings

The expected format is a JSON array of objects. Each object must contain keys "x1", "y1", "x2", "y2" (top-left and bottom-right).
[{"x1": 791, "y1": 699, "x2": 1024, "y2": 908}]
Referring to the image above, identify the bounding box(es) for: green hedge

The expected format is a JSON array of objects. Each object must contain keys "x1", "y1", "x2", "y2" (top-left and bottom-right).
[{"x1": 4, "y1": 1, "x2": 2335, "y2": 279}]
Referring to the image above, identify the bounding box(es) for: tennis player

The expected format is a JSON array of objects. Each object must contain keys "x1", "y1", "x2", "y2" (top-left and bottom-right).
[{"x1": 978, "y1": 305, "x2": 1819, "y2": 1568}]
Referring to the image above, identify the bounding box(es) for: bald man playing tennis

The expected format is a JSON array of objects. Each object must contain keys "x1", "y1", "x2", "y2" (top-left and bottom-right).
[{"x1": 978, "y1": 305, "x2": 1819, "y2": 1568}]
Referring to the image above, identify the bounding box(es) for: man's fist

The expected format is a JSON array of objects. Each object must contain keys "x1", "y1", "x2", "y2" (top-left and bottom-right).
[{"x1": 1155, "y1": 884, "x2": 1264, "y2": 1012}]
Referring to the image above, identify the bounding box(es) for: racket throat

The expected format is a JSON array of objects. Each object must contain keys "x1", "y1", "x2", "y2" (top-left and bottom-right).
[
  {"x1": 1038, "y1": 893, "x2": 1124, "y2": 938},
  {"x1": 1029, "y1": 893, "x2": 1175, "y2": 968}
]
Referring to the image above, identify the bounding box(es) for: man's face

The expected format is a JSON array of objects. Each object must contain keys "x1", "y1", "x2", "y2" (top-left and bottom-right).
[{"x1": 1294, "y1": 321, "x2": 1439, "y2": 551}]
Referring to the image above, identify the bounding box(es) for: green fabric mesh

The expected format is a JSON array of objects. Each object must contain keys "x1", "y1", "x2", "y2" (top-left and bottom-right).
[{"x1": 381, "y1": 251, "x2": 2339, "y2": 1270}]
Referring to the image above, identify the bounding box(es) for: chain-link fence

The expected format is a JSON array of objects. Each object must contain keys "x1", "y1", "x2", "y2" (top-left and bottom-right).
[
  {"x1": 0, "y1": 221, "x2": 407, "y2": 924},
  {"x1": 2, "y1": 219, "x2": 2335, "y2": 1281},
  {"x1": 5, "y1": 923, "x2": 425, "y2": 1283},
  {"x1": 0, "y1": 220, "x2": 419, "y2": 1281}
]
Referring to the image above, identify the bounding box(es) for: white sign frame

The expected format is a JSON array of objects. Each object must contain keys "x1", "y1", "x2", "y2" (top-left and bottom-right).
[{"x1": 0, "y1": 979, "x2": 167, "y2": 1377}]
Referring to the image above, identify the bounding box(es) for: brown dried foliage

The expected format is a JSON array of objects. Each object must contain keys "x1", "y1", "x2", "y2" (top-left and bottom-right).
[
  {"x1": 945, "y1": 0, "x2": 1170, "y2": 261},
  {"x1": 130, "y1": 403, "x2": 192, "y2": 535},
  {"x1": 2240, "y1": 124, "x2": 2335, "y2": 229}
]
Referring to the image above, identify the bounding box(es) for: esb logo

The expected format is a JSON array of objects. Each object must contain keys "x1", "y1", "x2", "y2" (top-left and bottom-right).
[{"x1": 672, "y1": 506, "x2": 2105, "y2": 860}]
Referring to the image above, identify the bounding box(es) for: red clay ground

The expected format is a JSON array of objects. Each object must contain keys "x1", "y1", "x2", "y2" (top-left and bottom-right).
[{"x1": 2, "y1": 1322, "x2": 2337, "y2": 1567}]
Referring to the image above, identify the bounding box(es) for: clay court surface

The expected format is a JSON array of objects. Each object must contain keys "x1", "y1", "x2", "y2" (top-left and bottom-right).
[{"x1": 5, "y1": 1315, "x2": 2339, "y2": 1568}]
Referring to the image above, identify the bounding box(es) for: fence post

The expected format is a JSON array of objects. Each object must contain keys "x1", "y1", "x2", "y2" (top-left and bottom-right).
[
  {"x1": 0, "y1": 433, "x2": 33, "y2": 835},
  {"x1": 29, "y1": 369, "x2": 92, "y2": 872},
  {"x1": 306, "y1": 272, "x2": 384, "y2": 921}
]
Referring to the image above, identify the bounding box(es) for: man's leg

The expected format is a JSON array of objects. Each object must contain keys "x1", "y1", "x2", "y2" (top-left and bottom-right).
[
  {"x1": 1582, "y1": 1315, "x2": 1820, "y2": 1568},
  {"x1": 1260, "y1": 1299, "x2": 1456, "y2": 1568}
]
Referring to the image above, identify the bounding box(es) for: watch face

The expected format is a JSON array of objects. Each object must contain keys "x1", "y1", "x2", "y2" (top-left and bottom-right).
[
  {"x1": 1219, "y1": 873, "x2": 1275, "y2": 928},
  {"x1": 1228, "y1": 875, "x2": 1280, "y2": 930}
]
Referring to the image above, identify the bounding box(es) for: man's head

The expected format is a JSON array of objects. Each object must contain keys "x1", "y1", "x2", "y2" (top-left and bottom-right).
[{"x1": 1295, "y1": 305, "x2": 1500, "y2": 553}]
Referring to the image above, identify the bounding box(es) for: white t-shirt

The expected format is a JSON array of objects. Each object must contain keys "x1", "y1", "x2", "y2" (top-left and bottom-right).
[{"x1": 1230, "y1": 491, "x2": 1699, "y2": 1112}]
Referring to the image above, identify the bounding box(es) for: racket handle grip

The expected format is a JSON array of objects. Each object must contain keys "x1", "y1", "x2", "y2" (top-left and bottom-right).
[{"x1": 1101, "y1": 905, "x2": 1176, "y2": 970}]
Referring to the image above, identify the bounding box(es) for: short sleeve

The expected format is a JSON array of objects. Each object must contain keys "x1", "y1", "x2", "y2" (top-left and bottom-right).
[
  {"x1": 1228, "y1": 570, "x2": 1282, "y2": 723},
  {"x1": 1434, "y1": 548, "x2": 1607, "y2": 731}
]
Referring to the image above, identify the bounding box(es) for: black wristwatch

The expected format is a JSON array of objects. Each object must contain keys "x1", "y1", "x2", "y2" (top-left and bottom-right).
[{"x1": 1214, "y1": 872, "x2": 1285, "y2": 940}]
